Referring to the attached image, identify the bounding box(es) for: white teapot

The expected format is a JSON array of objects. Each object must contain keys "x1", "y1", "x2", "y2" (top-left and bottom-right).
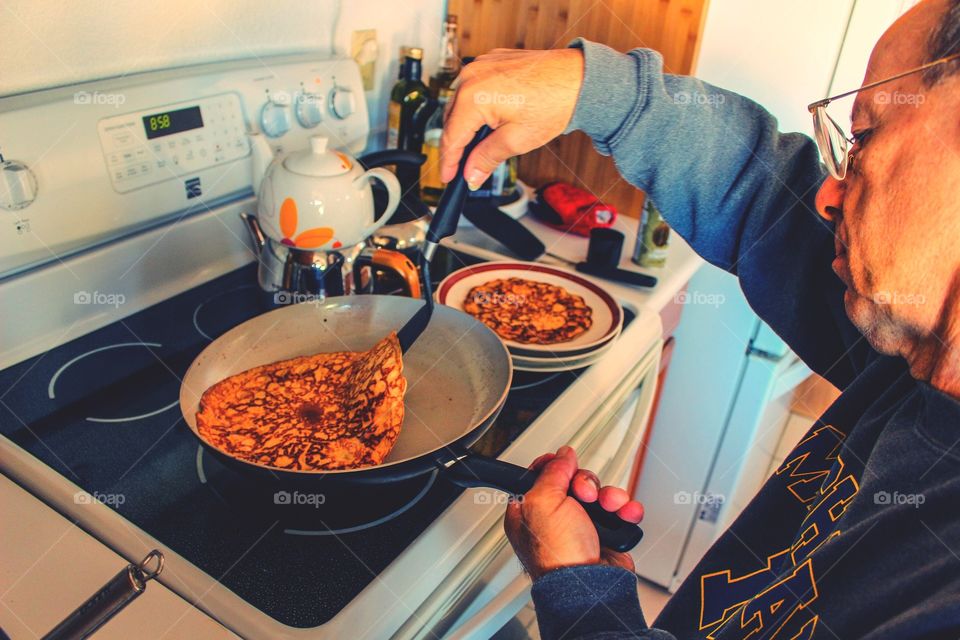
[{"x1": 250, "y1": 134, "x2": 401, "y2": 250}]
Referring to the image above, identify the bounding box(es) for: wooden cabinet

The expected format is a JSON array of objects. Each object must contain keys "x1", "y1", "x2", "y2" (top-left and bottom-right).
[{"x1": 447, "y1": 0, "x2": 710, "y2": 217}]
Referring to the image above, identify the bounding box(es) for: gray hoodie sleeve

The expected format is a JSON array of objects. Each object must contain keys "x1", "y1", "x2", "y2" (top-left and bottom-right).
[
  {"x1": 563, "y1": 38, "x2": 872, "y2": 388},
  {"x1": 531, "y1": 565, "x2": 676, "y2": 640}
]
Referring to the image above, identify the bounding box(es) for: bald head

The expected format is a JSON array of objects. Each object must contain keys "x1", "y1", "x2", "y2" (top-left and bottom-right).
[
  {"x1": 867, "y1": 0, "x2": 956, "y2": 84},
  {"x1": 925, "y1": 0, "x2": 960, "y2": 83}
]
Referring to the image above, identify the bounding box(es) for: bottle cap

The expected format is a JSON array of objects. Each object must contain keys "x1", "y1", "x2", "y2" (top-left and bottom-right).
[{"x1": 407, "y1": 47, "x2": 424, "y2": 60}]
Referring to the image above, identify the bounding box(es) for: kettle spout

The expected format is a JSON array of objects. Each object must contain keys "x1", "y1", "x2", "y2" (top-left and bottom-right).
[
  {"x1": 240, "y1": 212, "x2": 266, "y2": 256},
  {"x1": 248, "y1": 131, "x2": 275, "y2": 197}
]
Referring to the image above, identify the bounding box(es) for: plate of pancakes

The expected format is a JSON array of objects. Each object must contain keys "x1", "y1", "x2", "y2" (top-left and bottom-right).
[{"x1": 437, "y1": 261, "x2": 623, "y2": 371}]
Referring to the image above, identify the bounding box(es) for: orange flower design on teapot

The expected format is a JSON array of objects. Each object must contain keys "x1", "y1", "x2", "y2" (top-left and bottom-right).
[{"x1": 277, "y1": 197, "x2": 342, "y2": 249}]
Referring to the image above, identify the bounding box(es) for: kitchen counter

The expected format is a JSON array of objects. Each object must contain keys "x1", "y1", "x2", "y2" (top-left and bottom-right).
[{"x1": 447, "y1": 206, "x2": 704, "y2": 316}]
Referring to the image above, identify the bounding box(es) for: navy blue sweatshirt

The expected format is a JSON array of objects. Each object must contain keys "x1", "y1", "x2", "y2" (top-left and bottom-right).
[{"x1": 529, "y1": 40, "x2": 960, "y2": 640}]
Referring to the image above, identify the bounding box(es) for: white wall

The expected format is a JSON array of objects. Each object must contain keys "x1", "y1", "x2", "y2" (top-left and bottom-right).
[
  {"x1": 695, "y1": 0, "x2": 855, "y2": 135},
  {"x1": 694, "y1": 0, "x2": 918, "y2": 136},
  {"x1": 829, "y1": 0, "x2": 920, "y2": 92},
  {"x1": 333, "y1": 0, "x2": 450, "y2": 146},
  {"x1": 0, "y1": 0, "x2": 447, "y2": 148}
]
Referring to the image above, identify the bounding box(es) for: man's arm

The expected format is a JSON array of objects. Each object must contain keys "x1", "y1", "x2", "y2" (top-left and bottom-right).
[
  {"x1": 442, "y1": 42, "x2": 872, "y2": 388},
  {"x1": 566, "y1": 39, "x2": 869, "y2": 388},
  {"x1": 531, "y1": 565, "x2": 675, "y2": 640}
]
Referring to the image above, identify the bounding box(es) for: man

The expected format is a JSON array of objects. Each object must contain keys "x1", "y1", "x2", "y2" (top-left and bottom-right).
[{"x1": 440, "y1": 0, "x2": 960, "y2": 638}]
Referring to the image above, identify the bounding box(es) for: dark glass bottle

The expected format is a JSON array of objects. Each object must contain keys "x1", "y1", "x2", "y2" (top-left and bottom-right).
[
  {"x1": 429, "y1": 15, "x2": 461, "y2": 98},
  {"x1": 420, "y1": 87, "x2": 452, "y2": 205},
  {"x1": 387, "y1": 48, "x2": 429, "y2": 152}
]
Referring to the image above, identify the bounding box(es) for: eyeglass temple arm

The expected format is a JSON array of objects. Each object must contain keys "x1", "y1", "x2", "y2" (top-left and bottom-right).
[{"x1": 807, "y1": 51, "x2": 960, "y2": 113}]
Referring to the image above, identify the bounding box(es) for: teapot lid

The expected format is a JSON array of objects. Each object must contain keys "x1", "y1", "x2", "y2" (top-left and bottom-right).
[{"x1": 283, "y1": 136, "x2": 354, "y2": 177}]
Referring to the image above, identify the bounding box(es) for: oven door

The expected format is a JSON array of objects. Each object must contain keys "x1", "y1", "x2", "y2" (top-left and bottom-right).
[{"x1": 392, "y1": 340, "x2": 662, "y2": 640}]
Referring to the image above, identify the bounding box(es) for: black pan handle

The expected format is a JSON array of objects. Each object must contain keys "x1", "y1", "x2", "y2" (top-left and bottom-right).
[{"x1": 444, "y1": 453, "x2": 644, "y2": 553}]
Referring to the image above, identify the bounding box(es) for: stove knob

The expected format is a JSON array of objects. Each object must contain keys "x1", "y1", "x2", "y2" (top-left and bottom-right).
[
  {"x1": 259, "y1": 101, "x2": 291, "y2": 138},
  {"x1": 329, "y1": 87, "x2": 355, "y2": 120},
  {"x1": 0, "y1": 159, "x2": 38, "y2": 211},
  {"x1": 295, "y1": 91, "x2": 324, "y2": 128}
]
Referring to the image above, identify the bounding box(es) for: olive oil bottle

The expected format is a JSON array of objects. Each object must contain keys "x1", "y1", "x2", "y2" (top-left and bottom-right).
[
  {"x1": 387, "y1": 48, "x2": 429, "y2": 152},
  {"x1": 420, "y1": 87, "x2": 452, "y2": 205}
]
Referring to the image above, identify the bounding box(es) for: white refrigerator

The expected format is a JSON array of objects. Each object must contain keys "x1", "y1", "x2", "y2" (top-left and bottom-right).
[{"x1": 633, "y1": 264, "x2": 810, "y2": 591}]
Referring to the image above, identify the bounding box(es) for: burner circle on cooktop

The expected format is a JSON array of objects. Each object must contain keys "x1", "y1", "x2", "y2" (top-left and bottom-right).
[
  {"x1": 195, "y1": 446, "x2": 439, "y2": 534},
  {"x1": 510, "y1": 371, "x2": 563, "y2": 390},
  {"x1": 47, "y1": 342, "x2": 179, "y2": 423},
  {"x1": 192, "y1": 284, "x2": 267, "y2": 341}
]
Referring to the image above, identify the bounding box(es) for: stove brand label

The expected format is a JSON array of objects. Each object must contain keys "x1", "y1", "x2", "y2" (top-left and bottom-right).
[{"x1": 185, "y1": 176, "x2": 202, "y2": 199}]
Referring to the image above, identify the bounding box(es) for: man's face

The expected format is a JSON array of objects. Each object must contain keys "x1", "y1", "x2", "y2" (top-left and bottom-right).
[{"x1": 817, "y1": 0, "x2": 960, "y2": 364}]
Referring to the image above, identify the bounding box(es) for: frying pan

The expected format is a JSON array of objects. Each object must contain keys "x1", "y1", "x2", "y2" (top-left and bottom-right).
[
  {"x1": 179, "y1": 125, "x2": 643, "y2": 552},
  {"x1": 180, "y1": 295, "x2": 509, "y2": 483},
  {"x1": 179, "y1": 296, "x2": 643, "y2": 551}
]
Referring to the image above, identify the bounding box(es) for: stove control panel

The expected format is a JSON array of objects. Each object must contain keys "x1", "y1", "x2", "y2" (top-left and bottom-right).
[
  {"x1": 97, "y1": 94, "x2": 249, "y2": 193},
  {"x1": 0, "y1": 54, "x2": 370, "y2": 278}
]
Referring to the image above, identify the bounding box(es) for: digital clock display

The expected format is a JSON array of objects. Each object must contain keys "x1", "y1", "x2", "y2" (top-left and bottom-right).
[{"x1": 142, "y1": 105, "x2": 204, "y2": 140}]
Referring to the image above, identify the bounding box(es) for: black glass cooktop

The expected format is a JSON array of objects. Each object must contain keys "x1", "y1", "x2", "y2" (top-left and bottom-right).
[{"x1": 0, "y1": 247, "x2": 633, "y2": 628}]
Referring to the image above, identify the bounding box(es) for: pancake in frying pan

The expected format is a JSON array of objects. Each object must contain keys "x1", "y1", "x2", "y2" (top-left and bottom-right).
[
  {"x1": 196, "y1": 333, "x2": 405, "y2": 471},
  {"x1": 463, "y1": 277, "x2": 593, "y2": 344}
]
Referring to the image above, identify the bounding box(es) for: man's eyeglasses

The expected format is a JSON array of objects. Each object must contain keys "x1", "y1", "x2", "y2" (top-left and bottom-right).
[{"x1": 807, "y1": 52, "x2": 960, "y2": 180}]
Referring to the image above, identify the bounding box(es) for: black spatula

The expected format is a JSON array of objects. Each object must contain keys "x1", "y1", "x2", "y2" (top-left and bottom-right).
[{"x1": 397, "y1": 126, "x2": 493, "y2": 353}]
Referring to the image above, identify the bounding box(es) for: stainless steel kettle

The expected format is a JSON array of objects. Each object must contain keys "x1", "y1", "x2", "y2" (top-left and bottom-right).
[{"x1": 241, "y1": 213, "x2": 420, "y2": 303}]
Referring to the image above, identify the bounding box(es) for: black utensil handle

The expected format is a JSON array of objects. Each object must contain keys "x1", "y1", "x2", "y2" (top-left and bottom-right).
[
  {"x1": 357, "y1": 149, "x2": 426, "y2": 170},
  {"x1": 575, "y1": 262, "x2": 659, "y2": 288},
  {"x1": 462, "y1": 201, "x2": 547, "y2": 262},
  {"x1": 425, "y1": 125, "x2": 493, "y2": 248},
  {"x1": 445, "y1": 454, "x2": 644, "y2": 553}
]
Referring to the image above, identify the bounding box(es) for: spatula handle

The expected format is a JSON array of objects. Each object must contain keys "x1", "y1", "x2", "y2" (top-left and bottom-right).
[
  {"x1": 445, "y1": 453, "x2": 644, "y2": 553},
  {"x1": 423, "y1": 126, "x2": 493, "y2": 259}
]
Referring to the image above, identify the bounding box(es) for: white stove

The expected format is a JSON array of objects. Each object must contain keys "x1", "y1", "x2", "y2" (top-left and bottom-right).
[{"x1": 0, "y1": 54, "x2": 666, "y2": 639}]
